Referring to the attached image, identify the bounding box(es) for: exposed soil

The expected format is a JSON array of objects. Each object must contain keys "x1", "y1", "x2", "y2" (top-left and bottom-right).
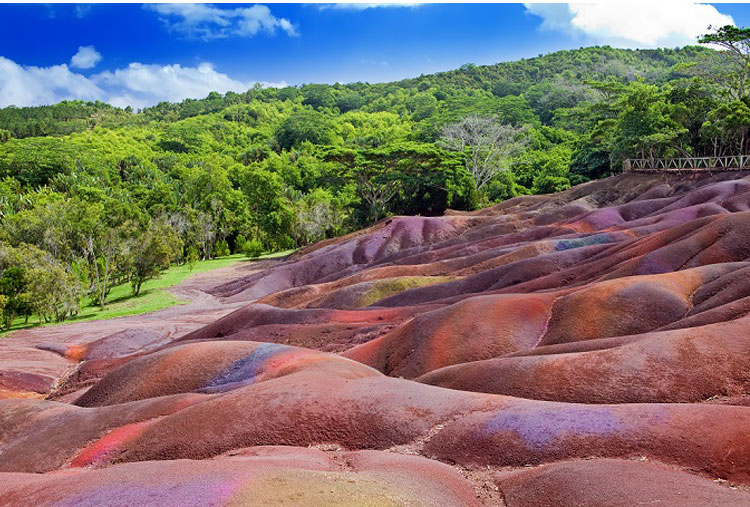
[
  {"x1": 3, "y1": 172, "x2": 750, "y2": 505},
  {"x1": 0, "y1": 258, "x2": 280, "y2": 399}
]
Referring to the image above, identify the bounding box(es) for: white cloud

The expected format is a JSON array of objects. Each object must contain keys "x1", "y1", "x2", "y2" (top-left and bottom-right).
[
  {"x1": 93, "y1": 62, "x2": 276, "y2": 108},
  {"x1": 524, "y1": 4, "x2": 572, "y2": 33},
  {"x1": 318, "y1": 3, "x2": 420, "y2": 11},
  {"x1": 70, "y1": 45, "x2": 102, "y2": 69},
  {"x1": 146, "y1": 3, "x2": 299, "y2": 40},
  {"x1": 0, "y1": 57, "x2": 286, "y2": 109},
  {"x1": 524, "y1": 3, "x2": 734, "y2": 48},
  {"x1": 0, "y1": 57, "x2": 104, "y2": 107},
  {"x1": 74, "y1": 5, "x2": 92, "y2": 19}
]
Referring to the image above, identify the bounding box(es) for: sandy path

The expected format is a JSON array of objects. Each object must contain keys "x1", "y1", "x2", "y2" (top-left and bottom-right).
[{"x1": 0, "y1": 258, "x2": 281, "y2": 398}]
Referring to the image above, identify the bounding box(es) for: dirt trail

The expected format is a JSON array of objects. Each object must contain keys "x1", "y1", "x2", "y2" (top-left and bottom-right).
[{"x1": 0, "y1": 258, "x2": 282, "y2": 399}]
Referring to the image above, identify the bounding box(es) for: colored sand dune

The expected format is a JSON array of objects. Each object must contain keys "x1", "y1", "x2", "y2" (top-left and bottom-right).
[{"x1": 3, "y1": 171, "x2": 750, "y2": 505}]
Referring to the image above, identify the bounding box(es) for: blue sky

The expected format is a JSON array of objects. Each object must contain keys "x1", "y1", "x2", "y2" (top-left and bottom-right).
[{"x1": 2, "y1": 3, "x2": 750, "y2": 108}]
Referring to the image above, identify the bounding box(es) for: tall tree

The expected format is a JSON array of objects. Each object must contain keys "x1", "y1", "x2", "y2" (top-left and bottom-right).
[
  {"x1": 609, "y1": 83, "x2": 688, "y2": 161},
  {"x1": 0, "y1": 266, "x2": 27, "y2": 329},
  {"x1": 440, "y1": 115, "x2": 527, "y2": 192},
  {"x1": 128, "y1": 220, "x2": 182, "y2": 296},
  {"x1": 325, "y1": 143, "x2": 458, "y2": 223},
  {"x1": 696, "y1": 25, "x2": 750, "y2": 100}
]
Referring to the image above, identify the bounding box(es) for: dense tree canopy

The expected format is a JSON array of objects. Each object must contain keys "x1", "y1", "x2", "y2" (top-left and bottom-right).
[{"x1": 0, "y1": 41, "x2": 745, "y2": 324}]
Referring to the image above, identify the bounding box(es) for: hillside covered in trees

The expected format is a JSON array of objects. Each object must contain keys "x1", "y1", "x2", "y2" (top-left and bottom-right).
[{"x1": 0, "y1": 38, "x2": 748, "y2": 325}]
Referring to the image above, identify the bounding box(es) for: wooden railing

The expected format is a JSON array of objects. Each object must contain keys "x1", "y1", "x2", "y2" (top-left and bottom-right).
[{"x1": 623, "y1": 155, "x2": 750, "y2": 172}]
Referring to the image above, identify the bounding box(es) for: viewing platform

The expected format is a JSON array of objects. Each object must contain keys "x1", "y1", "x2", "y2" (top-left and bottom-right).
[{"x1": 623, "y1": 155, "x2": 750, "y2": 173}]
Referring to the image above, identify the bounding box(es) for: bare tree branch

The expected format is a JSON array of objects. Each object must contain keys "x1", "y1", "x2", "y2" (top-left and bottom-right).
[{"x1": 439, "y1": 115, "x2": 527, "y2": 191}]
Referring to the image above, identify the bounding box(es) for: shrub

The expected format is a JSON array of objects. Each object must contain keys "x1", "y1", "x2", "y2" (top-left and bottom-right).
[
  {"x1": 234, "y1": 234, "x2": 247, "y2": 254},
  {"x1": 485, "y1": 171, "x2": 522, "y2": 203},
  {"x1": 244, "y1": 238, "x2": 264, "y2": 259},
  {"x1": 214, "y1": 239, "x2": 230, "y2": 258},
  {"x1": 186, "y1": 246, "x2": 199, "y2": 271},
  {"x1": 532, "y1": 175, "x2": 571, "y2": 194}
]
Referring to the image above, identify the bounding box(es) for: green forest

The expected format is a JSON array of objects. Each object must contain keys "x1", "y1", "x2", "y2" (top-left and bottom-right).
[{"x1": 1, "y1": 26, "x2": 749, "y2": 327}]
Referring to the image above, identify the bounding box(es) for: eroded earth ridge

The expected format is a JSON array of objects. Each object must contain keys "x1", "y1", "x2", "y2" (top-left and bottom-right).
[{"x1": 2, "y1": 171, "x2": 750, "y2": 506}]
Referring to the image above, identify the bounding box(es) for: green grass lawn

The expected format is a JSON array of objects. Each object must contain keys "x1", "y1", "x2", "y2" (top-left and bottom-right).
[{"x1": 2, "y1": 250, "x2": 292, "y2": 335}]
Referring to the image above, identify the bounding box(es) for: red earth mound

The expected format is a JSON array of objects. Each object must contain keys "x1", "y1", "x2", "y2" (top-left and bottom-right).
[
  {"x1": 0, "y1": 447, "x2": 482, "y2": 507},
  {"x1": 494, "y1": 458, "x2": 750, "y2": 506},
  {"x1": 3, "y1": 171, "x2": 750, "y2": 504}
]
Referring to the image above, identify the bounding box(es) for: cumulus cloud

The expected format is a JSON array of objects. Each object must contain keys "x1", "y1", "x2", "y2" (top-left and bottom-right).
[
  {"x1": 0, "y1": 57, "x2": 104, "y2": 107},
  {"x1": 94, "y1": 62, "x2": 276, "y2": 108},
  {"x1": 70, "y1": 45, "x2": 102, "y2": 69},
  {"x1": 146, "y1": 3, "x2": 299, "y2": 40},
  {"x1": 524, "y1": 3, "x2": 734, "y2": 48},
  {"x1": 0, "y1": 57, "x2": 286, "y2": 109}
]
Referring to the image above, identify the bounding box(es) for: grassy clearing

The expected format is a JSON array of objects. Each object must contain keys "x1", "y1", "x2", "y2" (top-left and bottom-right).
[{"x1": 2, "y1": 250, "x2": 292, "y2": 335}]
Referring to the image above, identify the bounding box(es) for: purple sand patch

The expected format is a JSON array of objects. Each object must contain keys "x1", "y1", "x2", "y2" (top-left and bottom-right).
[
  {"x1": 53, "y1": 478, "x2": 237, "y2": 507},
  {"x1": 580, "y1": 208, "x2": 626, "y2": 230},
  {"x1": 483, "y1": 405, "x2": 625, "y2": 448},
  {"x1": 199, "y1": 343, "x2": 288, "y2": 394},
  {"x1": 639, "y1": 253, "x2": 673, "y2": 275}
]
